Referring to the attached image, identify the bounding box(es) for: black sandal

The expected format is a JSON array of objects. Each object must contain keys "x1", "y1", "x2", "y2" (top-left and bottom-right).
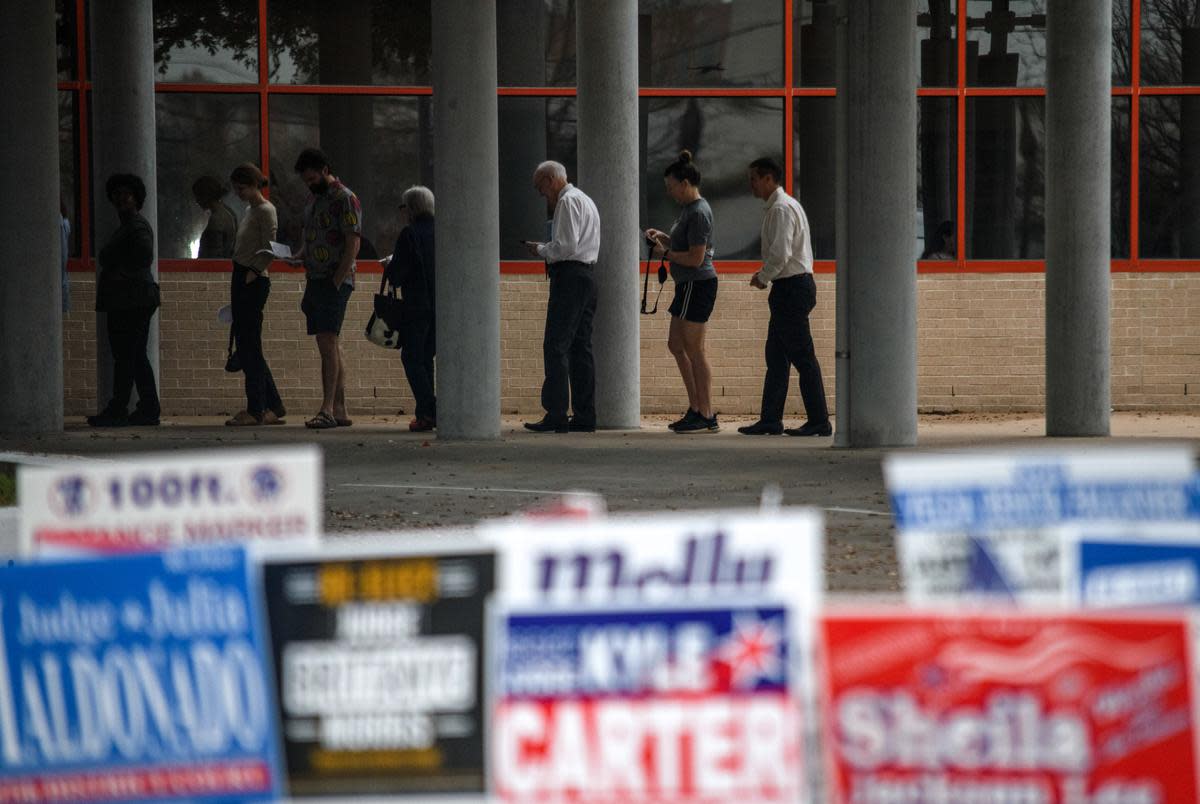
[{"x1": 304, "y1": 411, "x2": 338, "y2": 429}]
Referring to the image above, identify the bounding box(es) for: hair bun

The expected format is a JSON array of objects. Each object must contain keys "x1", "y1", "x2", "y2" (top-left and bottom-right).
[{"x1": 678, "y1": 149, "x2": 693, "y2": 163}]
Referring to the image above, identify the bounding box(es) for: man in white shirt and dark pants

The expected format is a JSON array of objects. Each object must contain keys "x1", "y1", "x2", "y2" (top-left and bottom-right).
[
  {"x1": 738, "y1": 157, "x2": 832, "y2": 437},
  {"x1": 524, "y1": 161, "x2": 601, "y2": 433}
]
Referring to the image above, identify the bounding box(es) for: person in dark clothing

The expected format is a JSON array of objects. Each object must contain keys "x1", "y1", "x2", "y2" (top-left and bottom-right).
[
  {"x1": 386, "y1": 185, "x2": 437, "y2": 432},
  {"x1": 89, "y1": 173, "x2": 161, "y2": 427}
]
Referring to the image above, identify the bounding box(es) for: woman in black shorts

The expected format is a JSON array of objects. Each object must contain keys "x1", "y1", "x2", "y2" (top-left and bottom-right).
[{"x1": 644, "y1": 150, "x2": 719, "y2": 433}]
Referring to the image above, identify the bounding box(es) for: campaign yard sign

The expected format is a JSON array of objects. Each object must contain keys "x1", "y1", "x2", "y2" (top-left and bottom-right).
[
  {"x1": 17, "y1": 446, "x2": 322, "y2": 555},
  {"x1": 1057, "y1": 522, "x2": 1200, "y2": 608},
  {"x1": 493, "y1": 604, "x2": 804, "y2": 803},
  {"x1": 260, "y1": 540, "x2": 495, "y2": 797},
  {"x1": 0, "y1": 546, "x2": 282, "y2": 802},
  {"x1": 485, "y1": 509, "x2": 822, "y2": 803},
  {"x1": 820, "y1": 609, "x2": 1199, "y2": 804},
  {"x1": 883, "y1": 448, "x2": 1197, "y2": 604}
]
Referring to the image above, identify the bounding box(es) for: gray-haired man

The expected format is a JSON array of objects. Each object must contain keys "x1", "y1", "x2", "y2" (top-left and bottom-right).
[{"x1": 523, "y1": 161, "x2": 600, "y2": 433}]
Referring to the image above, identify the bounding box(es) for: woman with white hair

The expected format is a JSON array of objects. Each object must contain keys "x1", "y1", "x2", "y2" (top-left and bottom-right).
[{"x1": 387, "y1": 185, "x2": 437, "y2": 431}]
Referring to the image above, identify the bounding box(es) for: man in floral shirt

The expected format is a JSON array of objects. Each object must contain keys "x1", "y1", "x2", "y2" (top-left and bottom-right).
[{"x1": 294, "y1": 147, "x2": 362, "y2": 429}]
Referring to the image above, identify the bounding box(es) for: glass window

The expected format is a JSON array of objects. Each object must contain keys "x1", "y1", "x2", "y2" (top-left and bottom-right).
[
  {"x1": 1141, "y1": 0, "x2": 1200, "y2": 86},
  {"x1": 155, "y1": 93, "x2": 260, "y2": 258},
  {"x1": 916, "y1": 0, "x2": 957, "y2": 88},
  {"x1": 1139, "y1": 96, "x2": 1200, "y2": 258},
  {"x1": 965, "y1": 0, "x2": 1046, "y2": 87},
  {"x1": 641, "y1": 0, "x2": 784, "y2": 88},
  {"x1": 268, "y1": 94, "x2": 428, "y2": 261},
  {"x1": 918, "y1": 97, "x2": 958, "y2": 260},
  {"x1": 267, "y1": 0, "x2": 431, "y2": 85},
  {"x1": 56, "y1": 0, "x2": 76, "y2": 81},
  {"x1": 642, "y1": 97, "x2": 784, "y2": 259},
  {"x1": 1112, "y1": 97, "x2": 1131, "y2": 258},
  {"x1": 1113, "y1": 0, "x2": 1133, "y2": 86},
  {"x1": 153, "y1": 0, "x2": 259, "y2": 83},
  {"x1": 794, "y1": 0, "x2": 838, "y2": 87},
  {"x1": 498, "y1": 0, "x2": 576, "y2": 87},
  {"x1": 499, "y1": 97, "x2": 578, "y2": 259},
  {"x1": 965, "y1": 96, "x2": 1045, "y2": 259},
  {"x1": 58, "y1": 92, "x2": 78, "y2": 257},
  {"x1": 793, "y1": 97, "x2": 836, "y2": 259}
]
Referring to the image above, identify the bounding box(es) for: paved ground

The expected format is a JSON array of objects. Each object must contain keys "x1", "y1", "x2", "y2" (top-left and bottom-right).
[{"x1": 3, "y1": 411, "x2": 1198, "y2": 592}]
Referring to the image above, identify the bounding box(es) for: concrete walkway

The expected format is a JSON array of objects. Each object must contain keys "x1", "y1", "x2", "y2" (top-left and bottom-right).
[{"x1": 2, "y1": 411, "x2": 1198, "y2": 593}]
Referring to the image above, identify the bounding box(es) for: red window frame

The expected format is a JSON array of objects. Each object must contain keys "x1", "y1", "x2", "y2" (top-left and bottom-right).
[{"x1": 59, "y1": 0, "x2": 1200, "y2": 276}]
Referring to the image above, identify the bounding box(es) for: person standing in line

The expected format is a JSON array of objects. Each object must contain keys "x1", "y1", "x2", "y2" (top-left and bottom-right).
[
  {"x1": 644, "y1": 150, "x2": 719, "y2": 434},
  {"x1": 523, "y1": 160, "x2": 600, "y2": 433},
  {"x1": 387, "y1": 185, "x2": 437, "y2": 432},
  {"x1": 737, "y1": 156, "x2": 831, "y2": 437},
  {"x1": 88, "y1": 174, "x2": 161, "y2": 427},
  {"x1": 225, "y1": 162, "x2": 286, "y2": 426},
  {"x1": 293, "y1": 148, "x2": 361, "y2": 430},
  {"x1": 192, "y1": 175, "x2": 238, "y2": 259}
]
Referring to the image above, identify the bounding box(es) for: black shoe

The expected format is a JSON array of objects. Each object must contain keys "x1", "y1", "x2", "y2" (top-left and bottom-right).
[
  {"x1": 524, "y1": 417, "x2": 569, "y2": 433},
  {"x1": 568, "y1": 418, "x2": 596, "y2": 433},
  {"x1": 676, "y1": 413, "x2": 718, "y2": 434},
  {"x1": 785, "y1": 420, "x2": 833, "y2": 437},
  {"x1": 87, "y1": 409, "x2": 129, "y2": 427},
  {"x1": 668, "y1": 409, "x2": 697, "y2": 431},
  {"x1": 128, "y1": 409, "x2": 161, "y2": 426},
  {"x1": 737, "y1": 420, "x2": 783, "y2": 436}
]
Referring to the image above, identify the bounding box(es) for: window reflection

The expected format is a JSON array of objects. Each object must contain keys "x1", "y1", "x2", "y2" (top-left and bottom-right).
[
  {"x1": 1113, "y1": 98, "x2": 1131, "y2": 257},
  {"x1": 155, "y1": 94, "x2": 259, "y2": 258},
  {"x1": 153, "y1": 0, "x2": 258, "y2": 83},
  {"x1": 57, "y1": 0, "x2": 75, "y2": 81},
  {"x1": 965, "y1": 0, "x2": 1046, "y2": 87},
  {"x1": 498, "y1": 0, "x2": 576, "y2": 87},
  {"x1": 1141, "y1": 0, "x2": 1200, "y2": 86},
  {"x1": 267, "y1": 0, "x2": 431, "y2": 85},
  {"x1": 269, "y1": 95, "x2": 429, "y2": 262},
  {"x1": 58, "y1": 92, "x2": 78, "y2": 257},
  {"x1": 1113, "y1": 0, "x2": 1133, "y2": 86},
  {"x1": 966, "y1": 96, "x2": 1044, "y2": 259},
  {"x1": 793, "y1": 98, "x2": 836, "y2": 258},
  {"x1": 641, "y1": 0, "x2": 784, "y2": 87},
  {"x1": 916, "y1": 0, "x2": 957, "y2": 87},
  {"x1": 1140, "y1": 96, "x2": 1200, "y2": 258},
  {"x1": 919, "y1": 98, "x2": 957, "y2": 260},
  {"x1": 642, "y1": 97, "x2": 784, "y2": 259},
  {"x1": 499, "y1": 98, "x2": 578, "y2": 260}
]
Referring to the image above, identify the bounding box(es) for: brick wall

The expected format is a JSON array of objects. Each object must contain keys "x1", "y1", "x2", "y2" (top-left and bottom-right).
[{"x1": 61, "y1": 271, "x2": 1200, "y2": 417}]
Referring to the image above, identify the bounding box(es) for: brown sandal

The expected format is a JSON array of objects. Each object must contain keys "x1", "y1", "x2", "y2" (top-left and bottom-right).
[{"x1": 225, "y1": 410, "x2": 261, "y2": 426}]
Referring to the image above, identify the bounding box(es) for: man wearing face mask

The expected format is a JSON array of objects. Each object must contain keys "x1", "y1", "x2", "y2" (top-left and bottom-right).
[{"x1": 293, "y1": 147, "x2": 362, "y2": 430}]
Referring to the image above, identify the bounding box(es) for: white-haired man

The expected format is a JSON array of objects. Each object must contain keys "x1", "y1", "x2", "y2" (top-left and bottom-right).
[{"x1": 523, "y1": 161, "x2": 601, "y2": 433}]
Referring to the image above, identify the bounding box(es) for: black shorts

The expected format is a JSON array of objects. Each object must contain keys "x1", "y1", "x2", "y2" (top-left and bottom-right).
[
  {"x1": 668, "y1": 277, "x2": 718, "y2": 324},
  {"x1": 301, "y1": 278, "x2": 353, "y2": 336}
]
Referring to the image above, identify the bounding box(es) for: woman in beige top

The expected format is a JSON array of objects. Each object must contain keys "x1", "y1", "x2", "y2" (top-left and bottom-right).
[{"x1": 226, "y1": 162, "x2": 285, "y2": 425}]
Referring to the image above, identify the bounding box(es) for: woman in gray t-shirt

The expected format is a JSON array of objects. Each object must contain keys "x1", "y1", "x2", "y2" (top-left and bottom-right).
[{"x1": 644, "y1": 149, "x2": 720, "y2": 434}]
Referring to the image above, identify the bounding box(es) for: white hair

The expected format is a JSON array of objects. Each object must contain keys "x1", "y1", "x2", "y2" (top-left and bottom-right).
[
  {"x1": 534, "y1": 160, "x2": 567, "y2": 182},
  {"x1": 402, "y1": 185, "x2": 435, "y2": 217}
]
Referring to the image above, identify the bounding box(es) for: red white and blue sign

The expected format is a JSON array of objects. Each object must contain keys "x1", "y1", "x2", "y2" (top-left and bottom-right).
[
  {"x1": 0, "y1": 546, "x2": 282, "y2": 802},
  {"x1": 492, "y1": 605, "x2": 804, "y2": 802}
]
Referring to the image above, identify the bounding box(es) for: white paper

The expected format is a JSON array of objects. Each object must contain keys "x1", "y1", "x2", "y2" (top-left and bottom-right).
[{"x1": 256, "y1": 240, "x2": 294, "y2": 259}]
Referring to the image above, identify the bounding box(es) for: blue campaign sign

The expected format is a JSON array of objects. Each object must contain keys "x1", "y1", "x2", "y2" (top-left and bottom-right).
[
  {"x1": 0, "y1": 547, "x2": 282, "y2": 802},
  {"x1": 1077, "y1": 539, "x2": 1200, "y2": 607}
]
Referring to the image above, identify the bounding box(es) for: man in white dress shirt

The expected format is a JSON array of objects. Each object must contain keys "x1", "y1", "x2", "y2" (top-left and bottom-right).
[
  {"x1": 738, "y1": 156, "x2": 831, "y2": 437},
  {"x1": 523, "y1": 161, "x2": 601, "y2": 433}
]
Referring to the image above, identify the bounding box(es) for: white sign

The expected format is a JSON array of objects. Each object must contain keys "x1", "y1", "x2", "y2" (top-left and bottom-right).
[
  {"x1": 17, "y1": 446, "x2": 322, "y2": 555},
  {"x1": 884, "y1": 448, "x2": 1196, "y2": 604}
]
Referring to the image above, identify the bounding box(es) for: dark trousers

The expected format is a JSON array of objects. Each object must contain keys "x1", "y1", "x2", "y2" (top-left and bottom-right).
[
  {"x1": 105, "y1": 307, "x2": 159, "y2": 417},
  {"x1": 231, "y1": 265, "x2": 282, "y2": 416},
  {"x1": 761, "y1": 273, "x2": 829, "y2": 425},
  {"x1": 541, "y1": 261, "x2": 597, "y2": 424},
  {"x1": 401, "y1": 305, "x2": 437, "y2": 420}
]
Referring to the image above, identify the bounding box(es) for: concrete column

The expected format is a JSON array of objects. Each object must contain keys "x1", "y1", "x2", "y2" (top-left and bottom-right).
[
  {"x1": 834, "y1": 0, "x2": 918, "y2": 447},
  {"x1": 91, "y1": 0, "x2": 158, "y2": 408},
  {"x1": 432, "y1": 0, "x2": 500, "y2": 439},
  {"x1": 1045, "y1": 0, "x2": 1111, "y2": 436},
  {"x1": 0, "y1": 0, "x2": 61, "y2": 434},
  {"x1": 578, "y1": 0, "x2": 640, "y2": 429}
]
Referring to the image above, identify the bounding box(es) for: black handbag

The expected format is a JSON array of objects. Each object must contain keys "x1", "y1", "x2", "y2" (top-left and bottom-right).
[
  {"x1": 224, "y1": 325, "x2": 241, "y2": 372},
  {"x1": 365, "y1": 272, "x2": 405, "y2": 349}
]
